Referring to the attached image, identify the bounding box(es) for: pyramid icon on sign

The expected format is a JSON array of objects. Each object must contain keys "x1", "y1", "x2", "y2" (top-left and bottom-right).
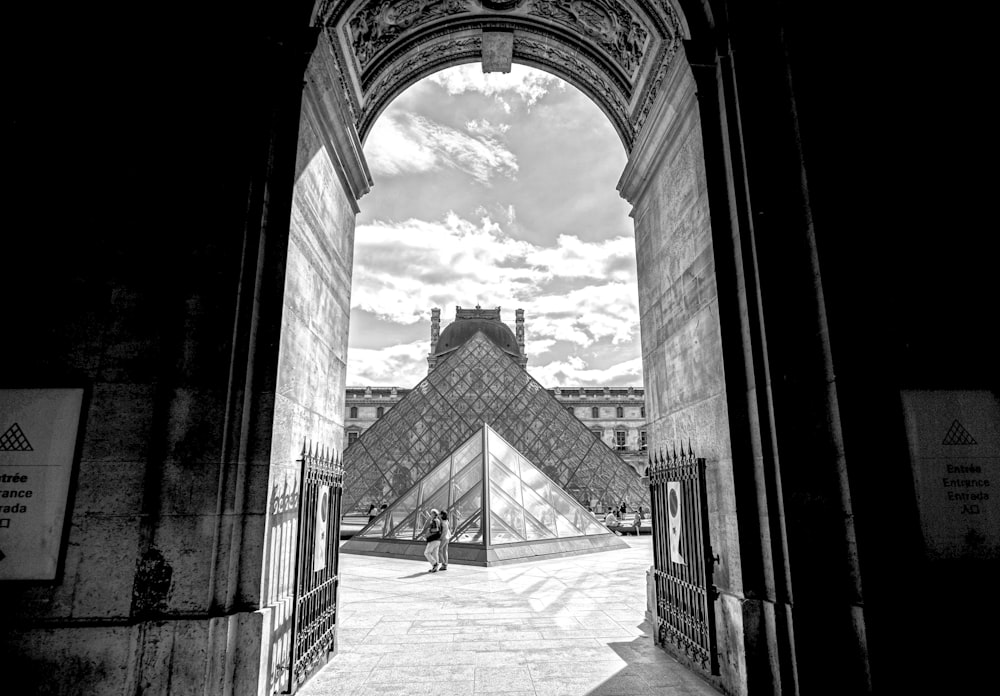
[
  {"x1": 942, "y1": 419, "x2": 977, "y2": 445},
  {"x1": 0, "y1": 423, "x2": 33, "y2": 451}
]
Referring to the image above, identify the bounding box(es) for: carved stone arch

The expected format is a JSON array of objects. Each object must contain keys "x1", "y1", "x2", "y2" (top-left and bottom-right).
[{"x1": 314, "y1": 0, "x2": 690, "y2": 151}]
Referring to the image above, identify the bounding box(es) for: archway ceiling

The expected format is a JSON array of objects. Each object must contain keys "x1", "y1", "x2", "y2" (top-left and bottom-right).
[{"x1": 315, "y1": 0, "x2": 686, "y2": 150}]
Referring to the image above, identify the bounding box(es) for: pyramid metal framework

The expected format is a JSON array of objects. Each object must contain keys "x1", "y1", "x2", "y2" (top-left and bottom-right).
[
  {"x1": 342, "y1": 330, "x2": 648, "y2": 516},
  {"x1": 341, "y1": 424, "x2": 628, "y2": 565}
]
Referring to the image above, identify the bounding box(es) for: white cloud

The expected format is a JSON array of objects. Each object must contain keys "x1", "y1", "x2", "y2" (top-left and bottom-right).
[
  {"x1": 465, "y1": 119, "x2": 510, "y2": 137},
  {"x1": 365, "y1": 113, "x2": 517, "y2": 183},
  {"x1": 429, "y1": 64, "x2": 564, "y2": 107},
  {"x1": 346, "y1": 340, "x2": 429, "y2": 386},
  {"x1": 529, "y1": 234, "x2": 636, "y2": 283},
  {"x1": 352, "y1": 212, "x2": 639, "y2": 352},
  {"x1": 352, "y1": 213, "x2": 539, "y2": 324},
  {"x1": 527, "y1": 283, "x2": 639, "y2": 347},
  {"x1": 528, "y1": 356, "x2": 643, "y2": 388}
]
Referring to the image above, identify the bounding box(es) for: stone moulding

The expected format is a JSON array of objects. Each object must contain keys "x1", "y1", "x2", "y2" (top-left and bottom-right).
[
  {"x1": 305, "y1": 33, "x2": 373, "y2": 205},
  {"x1": 618, "y1": 46, "x2": 695, "y2": 204},
  {"x1": 336, "y1": 0, "x2": 654, "y2": 81},
  {"x1": 314, "y1": 0, "x2": 689, "y2": 157}
]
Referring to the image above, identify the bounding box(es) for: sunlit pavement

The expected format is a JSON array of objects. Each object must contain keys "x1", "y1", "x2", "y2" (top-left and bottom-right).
[{"x1": 298, "y1": 536, "x2": 720, "y2": 696}]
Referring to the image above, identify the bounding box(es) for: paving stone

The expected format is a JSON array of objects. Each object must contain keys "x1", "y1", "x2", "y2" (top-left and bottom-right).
[{"x1": 297, "y1": 537, "x2": 720, "y2": 696}]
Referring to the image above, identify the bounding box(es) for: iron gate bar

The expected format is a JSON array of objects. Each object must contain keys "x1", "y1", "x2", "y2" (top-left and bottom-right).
[
  {"x1": 648, "y1": 443, "x2": 719, "y2": 676},
  {"x1": 285, "y1": 441, "x2": 344, "y2": 693}
]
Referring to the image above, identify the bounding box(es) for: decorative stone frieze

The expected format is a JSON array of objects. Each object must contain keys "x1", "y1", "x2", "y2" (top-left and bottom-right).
[
  {"x1": 525, "y1": 0, "x2": 651, "y2": 77},
  {"x1": 315, "y1": 0, "x2": 687, "y2": 152}
]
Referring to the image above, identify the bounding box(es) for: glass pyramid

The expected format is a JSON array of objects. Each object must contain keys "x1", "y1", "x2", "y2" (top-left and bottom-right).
[
  {"x1": 343, "y1": 331, "x2": 647, "y2": 517},
  {"x1": 342, "y1": 424, "x2": 627, "y2": 565}
]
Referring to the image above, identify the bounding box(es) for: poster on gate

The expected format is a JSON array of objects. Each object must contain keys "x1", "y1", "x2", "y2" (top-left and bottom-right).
[
  {"x1": 314, "y1": 484, "x2": 329, "y2": 572},
  {"x1": 667, "y1": 481, "x2": 686, "y2": 565}
]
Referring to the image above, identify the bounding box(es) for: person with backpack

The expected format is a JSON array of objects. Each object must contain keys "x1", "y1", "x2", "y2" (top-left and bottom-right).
[{"x1": 422, "y1": 509, "x2": 443, "y2": 572}]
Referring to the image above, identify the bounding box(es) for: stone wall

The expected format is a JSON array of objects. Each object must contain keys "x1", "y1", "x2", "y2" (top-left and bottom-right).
[
  {"x1": 620, "y1": 52, "x2": 746, "y2": 695},
  {"x1": 258, "y1": 37, "x2": 362, "y2": 692},
  {"x1": 265, "y1": 70, "x2": 357, "y2": 573},
  {"x1": 0, "y1": 27, "x2": 367, "y2": 696}
]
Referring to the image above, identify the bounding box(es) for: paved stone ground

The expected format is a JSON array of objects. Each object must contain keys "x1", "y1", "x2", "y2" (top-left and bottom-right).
[{"x1": 298, "y1": 536, "x2": 720, "y2": 696}]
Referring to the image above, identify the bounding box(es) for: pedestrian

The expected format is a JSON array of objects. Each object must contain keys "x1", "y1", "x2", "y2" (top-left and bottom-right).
[
  {"x1": 367, "y1": 502, "x2": 378, "y2": 522},
  {"x1": 422, "y1": 509, "x2": 443, "y2": 572},
  {"x1": 619, "y1": 500, "x2": 627, "y2": 516},
  {"x1": 438, "y1": 510, "x2": 451, "y2": 571},
  {"x1": 604, "y1": 508, "x2": 620, "y2": 535},
  {"x1": 628, "y1": 509, "x2": 642, "y2": 536}
]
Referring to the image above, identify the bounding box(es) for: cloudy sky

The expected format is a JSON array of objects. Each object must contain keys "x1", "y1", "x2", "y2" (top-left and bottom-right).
[{"x1": 347, "y1": 64, "x2": 641, "y2": 388}]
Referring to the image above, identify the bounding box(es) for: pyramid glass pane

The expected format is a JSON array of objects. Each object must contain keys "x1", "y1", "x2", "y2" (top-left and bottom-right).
[
  {"x1": 522, "y1": 508, "x2": 558, "y2": 541},
  {"x1": 490, "y1": 510, "x2": 524, "y2": 544},
  {"x1": 489, "y1": 483, "x2": 527, "y2": 543},
  {"x1": 489, "y1": 454, "x2": 521, "y2": 502},
  {"x1": 344, "y1": 422, "x2": 627, "y2": 565},
  {"x1": 450, "y1": 455, "x2": 482, "y2": 504},
  {"x1": 453, "y1": 511, "x2": 483, "y2": 543},
  {"x1": 418, "y1": 461, "x2": 451, "y2": 506},
  {"x1": 452, "y1": 488, "x2": 483, "y2": 542}
]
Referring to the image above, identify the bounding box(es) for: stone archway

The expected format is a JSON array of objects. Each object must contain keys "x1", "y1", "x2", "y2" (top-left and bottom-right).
[
  {"x1": 316, "y1": 0, "x2": 687, "y2": 152},
  {"x1": 1, "y1": 2, "x2": 887, "y2": 695},
  {"x1": 265, "y1": 2, "x2": 852, "y2": 696}
]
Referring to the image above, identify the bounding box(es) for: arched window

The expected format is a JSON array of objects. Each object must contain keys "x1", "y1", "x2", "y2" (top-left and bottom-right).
[
  {"x1": 616, "y1": 406, "x2": 624, "y2": 418},
  {"x1": 591, "y1": 406, "x2": 599, "y2": 418},
  {"x1": 349, "y1": 406, "x2": 358, "y2": 419},
  {"x1": 615, "y1": 430, "x2": 627, "y2": 451},
  {"x1": 376, "y1": 406, "x2": 384, "y2": 418}
]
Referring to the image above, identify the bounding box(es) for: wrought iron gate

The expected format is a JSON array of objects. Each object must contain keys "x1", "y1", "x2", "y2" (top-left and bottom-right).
[
  {"x1": 280, "y1": 442, "x2": 344, "y2": 693},
  {"x1": 648, "y1": 444, "x2": 719, "y2": 675}
]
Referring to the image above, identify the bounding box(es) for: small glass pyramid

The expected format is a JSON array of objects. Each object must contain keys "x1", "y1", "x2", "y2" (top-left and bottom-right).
[{"x1": 343, "y1": 424, "x2": 626, "y2": 565}]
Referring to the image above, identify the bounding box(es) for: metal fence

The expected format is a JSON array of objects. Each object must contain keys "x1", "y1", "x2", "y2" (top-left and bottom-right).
[
  {"x1": 648, "y1": 444, "x2": 719, "y2": 675},
  {"x1": 264, "y1": 441, "x2": 345, "y2": 694},
  {"x1": 288, "y1": 442, "x2": 345, "y2": 691}
]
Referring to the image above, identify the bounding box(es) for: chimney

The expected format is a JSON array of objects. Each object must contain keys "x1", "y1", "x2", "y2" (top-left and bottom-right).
[
  {"x1": 515, "y1": 308, "x2": 527, "y2": 368},
  {"x1": 427, "y1": 307, "x2": 441, "y2": 372}
]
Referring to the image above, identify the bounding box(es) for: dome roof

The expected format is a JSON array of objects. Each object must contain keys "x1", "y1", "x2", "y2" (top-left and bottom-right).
[{"x1": 434, "y1": 319, "x2": 521, "y2": 359}]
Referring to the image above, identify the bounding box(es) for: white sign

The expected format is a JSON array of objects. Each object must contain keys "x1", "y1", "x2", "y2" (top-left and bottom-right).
[
  {"x1": 667, "y1": 481, "x2": 686, "y2": 566},
  {"x1": 902, "y1": 390, "x2": 999, "y2": 560},
  {"x1": 0, "y1": 389, "x2": 84, "y2": 580},
  {"x1": 313, "y1": 484, "x2": 330, "y2": 572}
]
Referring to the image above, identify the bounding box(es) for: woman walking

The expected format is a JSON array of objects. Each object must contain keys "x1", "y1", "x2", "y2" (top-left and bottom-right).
[
  {"x1": 422, "y1": 509, "x2": 443, "y2": 572},
  {"x1": 437, "y1": 511, "x2": 451, "y2": 571}
]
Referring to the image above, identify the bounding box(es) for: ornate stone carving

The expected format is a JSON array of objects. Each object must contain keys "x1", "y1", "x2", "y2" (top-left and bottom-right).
[
  {"x1": 630, "y1": 1, "x2": 683, "y2": 138},
  {"x1": 526, "y1": 0, "x2": 650, "y2": 76},
  {"x1": 347, "y1": 0, "x2": 474, "y2": 69}
]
